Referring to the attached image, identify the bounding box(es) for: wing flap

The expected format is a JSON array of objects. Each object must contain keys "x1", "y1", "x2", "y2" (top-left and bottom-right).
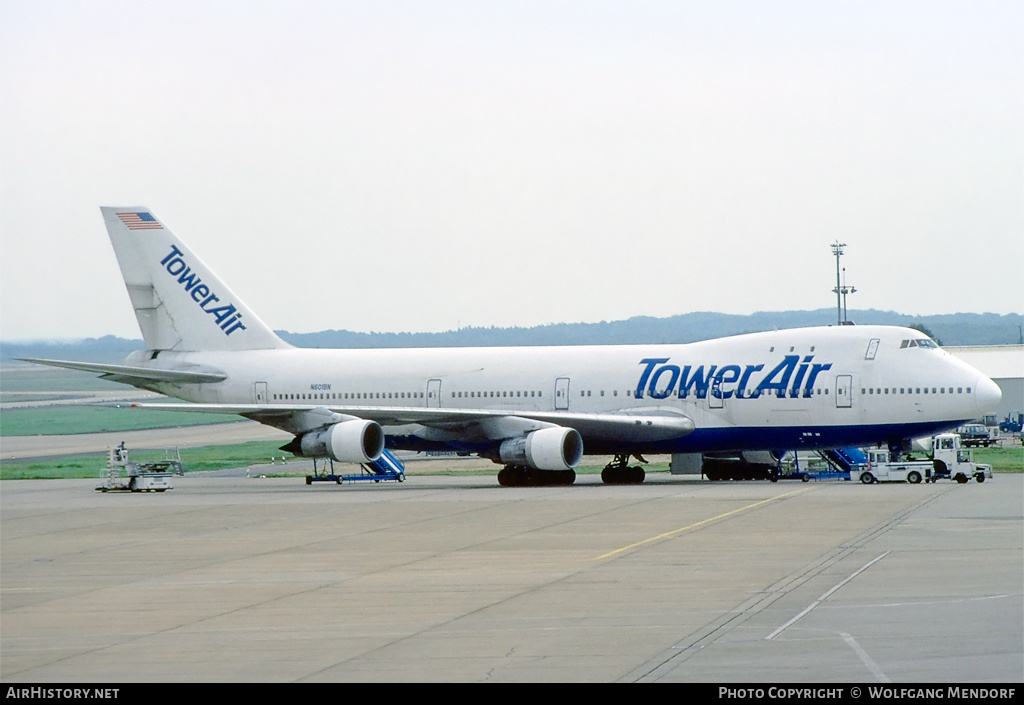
[{"x1": 109, "y1": 401, "x2": 695, "y2": 441}]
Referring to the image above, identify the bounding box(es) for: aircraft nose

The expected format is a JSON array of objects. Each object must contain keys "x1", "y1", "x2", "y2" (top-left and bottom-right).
[{"x1": 974, "y1": 376, "x2": 1002, "y2": 416}]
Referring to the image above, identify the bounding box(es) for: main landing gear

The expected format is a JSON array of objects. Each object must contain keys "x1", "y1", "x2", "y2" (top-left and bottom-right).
[
  {"x1": 497, "y1": 465, "x2": 576, "y2": 487},
  {"x1": 601, "y1": 454, "x2": 646, "y2": 485},
  {"x1": 495, "y1": 454, "x2": 648, "y2": 487}
]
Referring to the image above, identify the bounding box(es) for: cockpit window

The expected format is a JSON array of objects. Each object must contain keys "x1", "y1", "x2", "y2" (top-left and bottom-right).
[{"x1": 900, "y1": 339, "x2": 938, "y2": 349}]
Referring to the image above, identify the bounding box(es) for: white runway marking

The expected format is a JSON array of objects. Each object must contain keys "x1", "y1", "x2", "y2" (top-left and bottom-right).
[
  {"x1": 840, "y1": 631, "x2": 890, "y2": 682},
  {"x1": 766, "y1": 551, "x2": 890, "y2": 640}
]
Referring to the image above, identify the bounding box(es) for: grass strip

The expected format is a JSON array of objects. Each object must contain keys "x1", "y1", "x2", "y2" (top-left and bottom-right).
[{"x1": 0, "y1": 405, "x2": 237, "y2": 436}]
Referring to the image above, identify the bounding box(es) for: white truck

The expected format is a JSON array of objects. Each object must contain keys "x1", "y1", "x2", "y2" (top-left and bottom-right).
[
  {"x1": 926, "y1": 432, "x2": 993, "y2": 483},
  {"x1": 856, "y1": 433, "x2": 993, "y2": 484},
  {"x1": 855, "y1": 448, "x2": 932, "y2": 484}
]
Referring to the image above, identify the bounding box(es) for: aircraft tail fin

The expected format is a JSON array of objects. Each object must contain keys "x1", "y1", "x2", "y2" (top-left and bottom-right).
[{"x1": 101, "y1": 207, "x2": 290, "y2": 352}]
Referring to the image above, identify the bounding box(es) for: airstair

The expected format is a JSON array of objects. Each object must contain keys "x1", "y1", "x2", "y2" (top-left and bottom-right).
[
  {"x1": 820, "y1": 447, "x2": 868, "y2": 472},
  {"x1": 796, "y1": 447, "x2": 867, "y2": 481},
  {"x1": 305, "y1": 448, "x2": 406, "y2": 485},
  {"x1": 96, "y1": 447, "x2": 180, "y2": 492}
]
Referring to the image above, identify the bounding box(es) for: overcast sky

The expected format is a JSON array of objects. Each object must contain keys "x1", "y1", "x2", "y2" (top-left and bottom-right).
[{"x1": 1, "y1": 1, "x2": 1021, "y2": 342}]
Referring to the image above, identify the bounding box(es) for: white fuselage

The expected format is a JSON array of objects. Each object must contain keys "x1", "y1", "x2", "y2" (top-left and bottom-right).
[
  {"x1": 130, "y1": 324, "x2": 999, "y2": 456},
  {"x1": 30, "y1": 208, "x2": 1004, "y2": 478}
]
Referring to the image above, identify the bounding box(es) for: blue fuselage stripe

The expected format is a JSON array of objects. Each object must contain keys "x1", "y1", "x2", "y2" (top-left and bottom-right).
[{"x1": 386, "y1": 419, "x2": 969, "y2": 456}]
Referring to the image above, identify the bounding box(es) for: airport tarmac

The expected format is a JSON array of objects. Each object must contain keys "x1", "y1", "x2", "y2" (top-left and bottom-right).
[{"x1": 1, "y1": 472, "x2": 1021, "y2": 683}]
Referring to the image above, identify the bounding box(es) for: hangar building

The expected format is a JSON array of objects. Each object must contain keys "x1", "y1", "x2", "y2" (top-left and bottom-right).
[{"x1": 947, "y1": 345, "x2": 1023, "y2": 421}]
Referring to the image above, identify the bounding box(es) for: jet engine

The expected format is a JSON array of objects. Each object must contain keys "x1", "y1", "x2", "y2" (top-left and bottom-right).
[
  {"x1": 282, "y1": 419, "x2": 385, "y2": 463},
  {"x1": 499, "y1": 427, "x2": 583, "y2": 471},
  {"x1": 702, "y1": 449, "x2": 784, "y2": 481},
  {"x1": 739, "y1": 450, "x2": 784, "y2": 465}
]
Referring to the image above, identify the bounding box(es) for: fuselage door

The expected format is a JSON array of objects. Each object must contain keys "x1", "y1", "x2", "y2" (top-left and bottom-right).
[
  {"x1": 865, "y1": 338, "x2": 880, "y2": 360},
  {"x1": 835, "y1": 375, "x2": 853, "y2": 408},
  {"x1": 426, "y1": 379, "x2": 442, "y2": 408},
  {"x1": 254, "y1": 381, "x2": 268, "y2": 405},
  {"x1": 554, "y1": 377, "x2": 570, "y2": 410},
  {"x1": 709, "y1": 378, "x2": 724, "y2": 409}
]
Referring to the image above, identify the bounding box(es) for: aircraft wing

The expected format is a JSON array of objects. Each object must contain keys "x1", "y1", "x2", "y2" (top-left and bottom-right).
[
  {"x1": 18, "y1": 358, "x2": 228, "y2": 385},
  {"x1": 111, "y1": 401, "x2": 695, "y2": 443}
]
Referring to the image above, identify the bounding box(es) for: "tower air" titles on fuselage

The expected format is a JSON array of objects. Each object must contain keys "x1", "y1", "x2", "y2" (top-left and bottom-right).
[{"x1": 635, "y1": 356, "x2": 833, "y2": 400}]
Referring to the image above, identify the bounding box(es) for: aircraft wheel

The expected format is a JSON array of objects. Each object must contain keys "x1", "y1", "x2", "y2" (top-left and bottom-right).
[
  {"x1": 602, "y1": 466, "x2": 643, "y2": 484},
  {"x1": 556, "y1": 470, "x2": 576, "y2": 486},
  {"x1": 498, "y1": 466, "x2": 529, "y2": 487},
  {"x1": 860, "y1": 472, "x2": 875, "y2": 485},
  {"x1": 398, "y1": 474, "x2": 405, "y2": 483},
  {"x1": 907, "y1": 471, "x2": 922, "y2": 484}
]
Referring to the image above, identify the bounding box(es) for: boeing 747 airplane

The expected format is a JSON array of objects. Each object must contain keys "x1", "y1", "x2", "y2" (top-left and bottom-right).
[{"x1": 25, "y1": 207, "x2": 1002, "y2": 486}]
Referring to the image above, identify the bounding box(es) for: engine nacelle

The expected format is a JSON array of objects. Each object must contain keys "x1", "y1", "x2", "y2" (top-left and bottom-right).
[
  {"x1": 499, "y1": 427, "x2": 583, "y2": 471},
  {"x1": 288, "y1": 420, "x2": 384, "y2": 463},
  {"x1": 739, "y1": 450, "x2": 784, "y2": 465}
]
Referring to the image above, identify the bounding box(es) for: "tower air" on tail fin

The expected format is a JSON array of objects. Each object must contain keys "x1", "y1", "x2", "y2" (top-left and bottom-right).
[{"x1": 101, "y1": 207, "x2": 290, "y2": 352}]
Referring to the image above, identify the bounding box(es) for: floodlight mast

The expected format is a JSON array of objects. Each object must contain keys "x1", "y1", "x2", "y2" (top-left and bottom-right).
[
  {"x1": 831, "y1": 242, "x2": 846, "y2": 325},
  {"x1": 841, "y1": 268, "x2": 856, "y2": 325}
]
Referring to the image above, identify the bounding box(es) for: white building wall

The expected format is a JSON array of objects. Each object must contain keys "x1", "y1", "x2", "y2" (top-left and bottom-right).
[{"x1": 947, "y1": 345, "x2": 1024, "y2": 420}]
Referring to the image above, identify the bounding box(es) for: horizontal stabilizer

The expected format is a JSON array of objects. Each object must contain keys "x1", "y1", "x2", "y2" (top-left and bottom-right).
[{"x1": 19, "y1": 358, "x2": 227, "y2": 385}]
